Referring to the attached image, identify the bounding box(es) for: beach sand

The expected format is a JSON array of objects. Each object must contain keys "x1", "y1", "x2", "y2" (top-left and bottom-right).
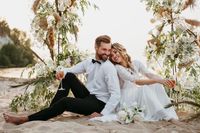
[{"x1": 0, "y1": 76, "x2": 200, "y2": 133}]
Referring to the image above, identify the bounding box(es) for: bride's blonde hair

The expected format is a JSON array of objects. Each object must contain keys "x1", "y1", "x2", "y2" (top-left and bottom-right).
[{"x1": 111, "y1": 43, "x2": 132, "y2": 68}]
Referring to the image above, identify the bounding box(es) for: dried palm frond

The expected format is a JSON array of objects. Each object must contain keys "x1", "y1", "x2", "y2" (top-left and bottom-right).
[
  {"x1": 185, "y1": 19, "x2": 200, "y2": 27},
  {"x1": 165, "y1": 100, "x2": 200, "y2": 109},
  {"x1": 11, "y1": 79, "x2": 37, "y2": 88},
  {"x1": 178, "y1": 60, "x2": 194, "y2": 69},
  {"x1": 182, "y1": 0, "x2": 196, "y2": 10},
  {"x1": 32, "y1": 0, "x2": 42, "y2": 14}
]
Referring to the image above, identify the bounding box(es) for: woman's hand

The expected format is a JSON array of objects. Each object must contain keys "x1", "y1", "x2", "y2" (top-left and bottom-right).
[{"x1": 159, "y1": 79, "x2": 176, "y2": 88}]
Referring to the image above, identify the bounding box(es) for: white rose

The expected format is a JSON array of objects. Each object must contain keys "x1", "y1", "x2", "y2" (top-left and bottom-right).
[
  {"x1": 126, "y1": 108, "x2": 134, "y2": 118},
  {"x1": 117, "y1": 110, "x2": 127, "y2": 121}
]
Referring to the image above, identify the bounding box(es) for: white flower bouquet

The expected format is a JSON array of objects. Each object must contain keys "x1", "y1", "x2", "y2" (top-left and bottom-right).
[{"x1": 117, "y1": 103, "x2": 143, "y2": 124}]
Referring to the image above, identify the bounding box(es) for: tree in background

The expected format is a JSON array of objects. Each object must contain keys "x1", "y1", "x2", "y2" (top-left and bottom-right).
[
  {"x1": 0, "y1": 19, "x2": 10, "y2": 37},
  {"x1": 0, "y1": 20, "x2": 35, "y2": 67},
  {"x1": 142, "y1": 0, "x2": 200, "y2": 113},
  {"x1": 0, "y1": 44, "x2": 35, "y2": 67}
]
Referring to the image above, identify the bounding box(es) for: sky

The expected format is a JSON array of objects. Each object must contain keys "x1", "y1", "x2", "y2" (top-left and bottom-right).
[{"x1": 0, "y1": 0, "x2": 200, "y2": 64}]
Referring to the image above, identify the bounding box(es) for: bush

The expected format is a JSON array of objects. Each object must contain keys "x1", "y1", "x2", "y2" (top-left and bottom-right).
[{"x1": 0, "y1": 44, "x2": 35, "y2": 67}]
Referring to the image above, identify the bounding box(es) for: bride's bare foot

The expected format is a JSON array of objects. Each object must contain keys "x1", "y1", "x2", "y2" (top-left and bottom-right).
[{"x1": 3, "y1": 113, "x2": 28, "y2": 125}]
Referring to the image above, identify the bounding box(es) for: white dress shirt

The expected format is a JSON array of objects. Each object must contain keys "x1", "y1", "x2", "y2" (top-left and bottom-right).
[{"x1": 63, "y1": 58, "x2": 121, "y2": 115}]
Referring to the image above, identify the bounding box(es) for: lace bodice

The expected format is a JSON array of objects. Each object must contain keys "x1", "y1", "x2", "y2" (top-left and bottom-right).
[{"x1": 115, "y1": 60, "x2": 149, "y2": 89}]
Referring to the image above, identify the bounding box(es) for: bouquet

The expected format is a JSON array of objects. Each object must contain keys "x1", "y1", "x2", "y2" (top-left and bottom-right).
[{"x1": 117, "y1": 102, "x2": 144, "y2": 124}]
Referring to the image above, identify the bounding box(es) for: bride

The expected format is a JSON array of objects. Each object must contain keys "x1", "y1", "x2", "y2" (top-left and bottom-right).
[
  {"x1": 110, "y1": 43, "x2": 178, "y2": 121},
  {"x1": 91, "y1": 43, "x2": 178, "y2": 122}
]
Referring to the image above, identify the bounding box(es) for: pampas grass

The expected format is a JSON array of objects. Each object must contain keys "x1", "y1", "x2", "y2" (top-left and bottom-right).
[
  {"x1": 32, "y1": 0, "x2": 42, "y2": 14},
  {"x1": 182, "y1": 0, "x2": 196, "y2": 10},
  {"x1": 39, "y1": 17, "x2": 48, "y2": 30},
  {"x1": 47, "y1": 27, "x2": 55, "y2": 49},
  {"x1": 53, "y1": 12, "x2": 61, "y2": 25},
  {"x1": 46, "y1": 27, "x2": 55, "y2": 60},
  {"x1": 69, "y1": 0, "x2": 76, "y2": 8}
]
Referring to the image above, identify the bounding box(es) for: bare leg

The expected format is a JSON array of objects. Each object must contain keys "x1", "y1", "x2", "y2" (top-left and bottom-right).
[{"x1": 3, "y1": 113, "x2": 28, "y2": 125}]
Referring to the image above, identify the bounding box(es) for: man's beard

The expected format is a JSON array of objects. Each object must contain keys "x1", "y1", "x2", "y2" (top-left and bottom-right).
[{"x1": 98, "y1": 54, "x2": 109, "y2": 61}]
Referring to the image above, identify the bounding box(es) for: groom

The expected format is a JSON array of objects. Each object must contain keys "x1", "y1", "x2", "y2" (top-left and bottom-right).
[
  {"x1": 3, "y1": 35, "x2": 120, "y2": 124},
  {"x1": 49, "y1": 34, "x2": 121, "y2": 117}
]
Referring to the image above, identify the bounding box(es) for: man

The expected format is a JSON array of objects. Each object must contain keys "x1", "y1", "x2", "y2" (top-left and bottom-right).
[{"x1": 3, "y1": 35, "x2": 121, "y2": 124}]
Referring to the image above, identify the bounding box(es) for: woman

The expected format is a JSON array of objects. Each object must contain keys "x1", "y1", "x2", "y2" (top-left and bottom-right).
[{"x1": 110, "y1": 43, "x2": 178, "y2": 121}]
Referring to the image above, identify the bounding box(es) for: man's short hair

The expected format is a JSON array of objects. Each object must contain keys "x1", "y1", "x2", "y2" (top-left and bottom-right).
[{"x1": 95, "y1": 35, "x2": 111, "y2": 47}]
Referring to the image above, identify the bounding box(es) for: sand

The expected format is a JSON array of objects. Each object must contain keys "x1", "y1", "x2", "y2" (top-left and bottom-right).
[{"x1": 0, "y1": 76, "x2": 200, "y2": 133}]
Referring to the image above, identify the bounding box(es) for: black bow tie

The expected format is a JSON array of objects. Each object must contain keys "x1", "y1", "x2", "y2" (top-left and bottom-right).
[{"x1": 92, "y1": 59, "x2": 101, "y2": 64}]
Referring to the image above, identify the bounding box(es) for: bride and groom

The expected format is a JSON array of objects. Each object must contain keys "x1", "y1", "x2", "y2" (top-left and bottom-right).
[{"x1": 3, "y1": 35, "x2": 178, "y2": 125}]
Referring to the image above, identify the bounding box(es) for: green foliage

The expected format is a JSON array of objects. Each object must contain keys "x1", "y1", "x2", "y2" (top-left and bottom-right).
[
  {"x1": 0, "y1": 44, "x2": 35, "y2": 67},
  {"x1": 10, "y1": 86, "x2": 55, "y2": 112},
  {"x1": 0, "y1": 19, "x2": 10, "y2": 36},
  {"x1": 0, "y1": 20, "x2": 36, "y2": 67},
  {"x1": 183, "y1": 85, "x2": 200, "y2": 111},
  {"x1": 10, "y1": 72, "x2": 56, "y2": 112},
  {"x1": 0, "y1": 54, "x2": 11, "y2": 66}
]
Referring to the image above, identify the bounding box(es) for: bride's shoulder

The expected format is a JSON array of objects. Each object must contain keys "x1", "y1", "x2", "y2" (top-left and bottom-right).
[
  {"x1": 132, "y1": 59, "x2": 142, "y2": 64},
  {"x1": 132, "y1": 60, "x2": 144, "y2": 67}
]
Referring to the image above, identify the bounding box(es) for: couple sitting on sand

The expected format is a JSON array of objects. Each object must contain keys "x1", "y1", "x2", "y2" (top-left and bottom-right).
[{"x1": 3, "y1": 35, "x2": 178, "y2": 125}]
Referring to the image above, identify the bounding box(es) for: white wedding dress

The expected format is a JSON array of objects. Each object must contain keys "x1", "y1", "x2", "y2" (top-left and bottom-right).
[{"x1": 90, "y1": 60, "x2": 178, "y2": 122}]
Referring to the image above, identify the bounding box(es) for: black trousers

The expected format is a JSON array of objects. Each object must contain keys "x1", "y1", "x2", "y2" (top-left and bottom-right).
[{"x1": 28, "y1": 73, "x2": 105, "y2": 121}]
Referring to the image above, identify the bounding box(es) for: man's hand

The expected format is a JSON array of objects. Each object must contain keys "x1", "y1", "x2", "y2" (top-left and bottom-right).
[
  {"x1": 89, "y1": 112, "x2": 102, "y2": 118},
  {"x1": 56, "y1": 71, "x2": 64, "y2": 80}
]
